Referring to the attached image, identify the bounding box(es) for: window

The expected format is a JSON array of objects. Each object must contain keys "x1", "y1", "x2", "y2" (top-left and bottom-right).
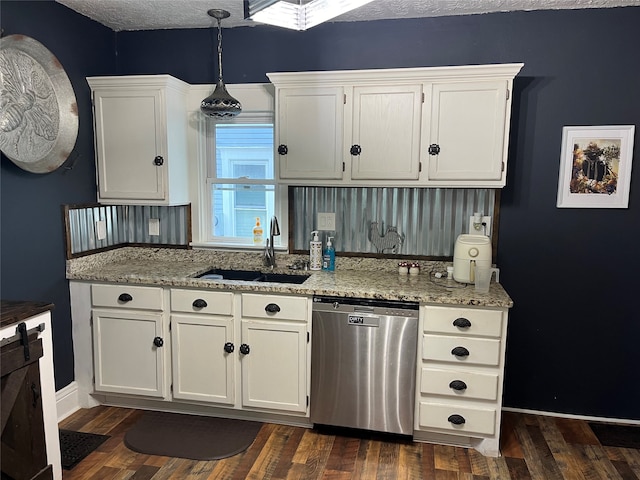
[{"x1": 203, "y1": 115, "x2": 284, "y2": 247}]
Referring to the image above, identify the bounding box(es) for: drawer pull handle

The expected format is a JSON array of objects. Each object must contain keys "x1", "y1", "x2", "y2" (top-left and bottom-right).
[
  {"x1": 451, "y1": 346, "x2": 470, "y2": 357},
  {"x1": 449, "y1": 380, "x2": 467, "y2": 391},
  {"x1": 224, "y1": 342, "x2": 234, "y2": 354},
  {"x1": 118, "y1": 293, "x2": 133, "y2": 302},
  {"x1": 239, "y1": 343, "x2": 250, "y2": 355},
  {"x1": 265, "y1": 303, "x2": 281, "y2": 313},
  {"x1": 448, "y1": 414, "x2": 466, "y2": 425},
  {"x1": 350, "y1": 144, "x2": 362, "y2": 156},
  {"x1": 153, "y1": 337, "x2": 164, "y2": 347},
  {"x1": 192, "y1": 298, "x2": 208, "y2": 309},
  {"x1": 453, "y1": 317, "x2": 471, "y2": 328}
]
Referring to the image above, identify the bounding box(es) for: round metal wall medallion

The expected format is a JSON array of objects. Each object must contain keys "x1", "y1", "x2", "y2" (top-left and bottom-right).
[{"x1": 0, "y1": 34, "x2": 78, "y2": 174}]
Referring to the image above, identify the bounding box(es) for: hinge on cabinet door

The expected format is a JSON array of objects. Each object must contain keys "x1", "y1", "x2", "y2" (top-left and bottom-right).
[
  {"x1": 307, "y1": 332, "x2": 309, "y2": 343},
  {"x1": 170, "y1": 384, "x2": 173, "y2": 393},
  {"x1": 422, "y1": 92, "x2": 425, "y2": 103},
  {"x1": 307, "y1": 395, "x2": 309, "y2": 407},
  {"x1": 419, "y1": 162, "x2": 422, "y2": 173},
  {"x1": 506, "y1": 89, "x2": 510, "y2": 100},
  {"x1": 169, "y1": 322, "x2": 171, "y2": 331},
  {"x1": 343, "y1": 94, "x2": 346, "y2": 104},
  {"x1": 502, "y1": 162, "x2": 505, "y2": 172},
  {"x1": 342, "y1": 162, "x2": 345, "y2": 172}
]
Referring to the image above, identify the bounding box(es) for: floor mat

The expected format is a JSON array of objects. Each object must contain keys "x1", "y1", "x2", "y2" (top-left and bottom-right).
[
  {"x1": 59, "y1": 429, "x2": 110, "y2": 469},
  {"x1": 124, "y1": 411, "x2": 263, "y2": 460},
  {"x1": 589, "y1": 423, "x2": 640, "y2": 449}
]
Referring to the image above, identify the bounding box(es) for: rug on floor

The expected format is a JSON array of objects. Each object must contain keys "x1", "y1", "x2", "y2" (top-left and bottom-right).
[
  {"x1": 59, "y1": 429, "x2": 110, "y2": 469},
  {"x1": 589, "y1": 422, "x2": 640, "y2": 449},
  {"x1": 123, "y1": 411, "x2": 263, "y2": 461}
]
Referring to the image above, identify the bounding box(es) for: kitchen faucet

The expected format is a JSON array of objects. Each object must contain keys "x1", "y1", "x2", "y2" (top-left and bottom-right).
[{"x1": 263, "y1": 216, "x2": 280, "y2": 269}]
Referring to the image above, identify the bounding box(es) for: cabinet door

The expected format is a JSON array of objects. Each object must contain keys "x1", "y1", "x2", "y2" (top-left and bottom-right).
[
  {"x1": 350, "y1": 84, "x2": 422, "y2": 180},
  {"x1": 92, "y1": 309, "x2": 167, "y2": 398},
  {"x1": 93, "y1": 89, "x2": 166, "y2": 201},
  {"x1": 240, "y1": 320, "x2": 307, "y2": 413},
  {"x1": 277, "y1": 86, "x2": 344, "y2": 180},
  {"x1": 171, "y1": 314, "x2": 235, "y2": 405},
  {"x1": 426, "y1": 81, "x2": 508, "y2": 182}
]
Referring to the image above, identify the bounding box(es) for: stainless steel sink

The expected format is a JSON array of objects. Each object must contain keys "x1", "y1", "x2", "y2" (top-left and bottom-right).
[{"x1": 196, "y1": 269, "x2": 309, "y2": 284}]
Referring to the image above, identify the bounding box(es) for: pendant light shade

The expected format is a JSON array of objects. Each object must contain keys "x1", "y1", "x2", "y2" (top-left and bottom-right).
[{"x1": 201, "y1": 9, "x2": 241, "y2": 118}]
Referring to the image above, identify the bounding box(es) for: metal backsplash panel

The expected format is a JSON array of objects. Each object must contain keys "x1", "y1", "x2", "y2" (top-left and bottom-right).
[
  {"x1": 291, "y1": 187, "x2": 495, "y2": 257},
  {"x1": 67, "y1": 205, "x2": 190, "y2": 255}
]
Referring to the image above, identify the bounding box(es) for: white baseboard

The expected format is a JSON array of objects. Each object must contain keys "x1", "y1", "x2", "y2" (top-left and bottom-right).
[
  {"x1": 503, "y1": 406, "x2": 640, "y2": 426},
  {"x1": 56, "y1": 381, "x2": 81, "y2": 422}
]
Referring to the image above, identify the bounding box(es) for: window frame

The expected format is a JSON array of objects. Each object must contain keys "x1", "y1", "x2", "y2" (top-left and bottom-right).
[{"x1": 188, "y1": 83, "x2": 287, "y2": 250}]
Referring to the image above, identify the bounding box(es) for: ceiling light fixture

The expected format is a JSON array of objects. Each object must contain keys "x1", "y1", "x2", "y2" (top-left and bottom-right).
[
  {"x1": 200, "y1": 9, "x2": 241, "y2": 118},
  {"x1": 244, "y1": 0, "x2": 376, "y2": 31}
]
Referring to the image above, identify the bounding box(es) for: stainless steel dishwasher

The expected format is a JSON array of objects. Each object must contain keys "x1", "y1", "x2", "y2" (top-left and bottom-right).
[{"x1": 310, "y1": 295, "x2": 419, "y2": 436}]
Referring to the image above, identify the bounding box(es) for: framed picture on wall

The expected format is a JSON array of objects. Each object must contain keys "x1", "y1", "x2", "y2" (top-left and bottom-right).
[{"x1": 557, "y1": 125, "x2": 635, "y2": 208}]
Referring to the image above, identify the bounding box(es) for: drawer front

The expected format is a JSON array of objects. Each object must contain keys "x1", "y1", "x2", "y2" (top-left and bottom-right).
[
  {"x1": 171, "y1": 289, "x2": 234, "y2": 316},
  {"x1": 241, "y1": 293, "x2": 308, "y2": 321},
  {"x1": 422, "y1": 335, "x2": 501, "y2": 366},
  {"x1": 92, "y1": 284, "x2": 163, "y2": 311},
  {"x1": 424, "y1": 305, "x2": 503, "y2": 338},
  {"x1": 420, "y1": 367, "x2": 499, "y2": 401},
  {"x1": 418, "y1": 401, "x2": 496, "y2": 436}
]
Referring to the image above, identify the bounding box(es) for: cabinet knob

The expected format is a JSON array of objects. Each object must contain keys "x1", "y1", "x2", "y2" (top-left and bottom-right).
[
  {"x1": 448, "y1": 414, "x2": 466, "y2": 425},
  {"x1": 449, "y1": 380, "x2": 468, "y2": 391},
  {"x1": 224, "y1": 342, "x2": 235, "y2": 354},
  {"x1": 453, "y1": 317, "x2": 472, "y2": 329},
  {"x1": 451, "y1": 346, "x2": 470, "y2": 358},
  {"x1": 239, "y1": 343, "x2": 250, "y2": 355},
  {"x1": 192, "y1": 298, "x2": 208, "y2": 309},
  {"x1": 428, "y1": 144, "x2": 440, "y2": 155},
  {"x1": 118, "y1": 293, "x2": 133, "y2": 303},
  {"x1": 265, "y1": 303, "x2": 281, "y2": 314},
  {"x1": 277, "y1": 144, "x2": 288, "y2": 155},
  {"x1": 153, "y1": 336, "x2": 164, "y2": 347},
  {"x1": 154, "y1": 155, "x2": 164, "y2": 166},
  {"x1": 350, "y1": 144, "x2": 362, "y2": 156}
]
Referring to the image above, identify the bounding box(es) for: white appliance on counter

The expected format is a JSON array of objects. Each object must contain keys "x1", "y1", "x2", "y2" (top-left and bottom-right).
[{"x1": 452, "y1": 234, "x2": 492, "y2": 283}]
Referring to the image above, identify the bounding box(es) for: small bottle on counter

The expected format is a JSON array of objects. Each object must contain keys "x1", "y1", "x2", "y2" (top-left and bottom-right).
[
  {"x1": 409, "y1": 262, "x2": 420, "y2": 275},
  {"x1": 322, "y1": 236, "x2": 335, "y2": 271},
  {"x1": 309, "y1": 231, "x2": 322, "y2": 271},
  {"x1": 398, "y1": 262, "x2": 409, "y2": 275},
  {"x1": 252, "y1": 217, "x2": 263, "y2": 245}
]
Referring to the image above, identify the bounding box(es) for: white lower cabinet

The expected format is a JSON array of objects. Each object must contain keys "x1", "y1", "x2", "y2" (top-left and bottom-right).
[
  {"x1": 415, "y1": 305, "x2": 509, "y2": 457},
  {"x1": 239, "y1": 293, "x2": 310, "y2": 414},
  {"x1": 91, "y1": 284, "x2": 311, "y2": 418},
  {"x1": 91, "y1": 284, "x2": 168, "y2": 398},
  {"x1": 170, "y1": 290, "x2": 310, "y2": 414}
]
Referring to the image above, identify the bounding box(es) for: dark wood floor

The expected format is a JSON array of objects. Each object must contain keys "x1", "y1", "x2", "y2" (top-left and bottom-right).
[{"x1": 59, "y1": 406, "x2": 640, "y2": 479}]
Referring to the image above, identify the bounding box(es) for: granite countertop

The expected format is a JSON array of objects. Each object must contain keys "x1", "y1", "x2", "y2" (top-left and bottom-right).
[{"x1": 66, "y1": 247, "x2": 513, "y2": 308}]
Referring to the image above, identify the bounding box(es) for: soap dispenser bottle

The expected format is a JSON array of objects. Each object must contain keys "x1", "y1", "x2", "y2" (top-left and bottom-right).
[
  {"x1": 323, "y1": 236, "x2": 335, "y2": 271},
  {"x1": 309, "y1": 231, "x2": 322, "y2": 270},
  {"x1": 252, "y1": 217, "x2": 263, "y2": 245}
]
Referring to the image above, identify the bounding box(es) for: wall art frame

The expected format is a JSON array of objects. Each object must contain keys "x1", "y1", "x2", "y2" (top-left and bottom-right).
[{"x1": 557, "y1": 125, "x2": 635, "y2": 209}]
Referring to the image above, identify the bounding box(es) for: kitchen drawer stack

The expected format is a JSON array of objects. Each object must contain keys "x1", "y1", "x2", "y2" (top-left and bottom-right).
[{"x1": 415, "y1": 305, "x2": 509, "y2": 457}]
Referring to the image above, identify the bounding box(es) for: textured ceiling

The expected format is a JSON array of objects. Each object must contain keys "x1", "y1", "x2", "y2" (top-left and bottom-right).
[{"x1": 55, "y1": 0, "x2": 640, "y2": 31}]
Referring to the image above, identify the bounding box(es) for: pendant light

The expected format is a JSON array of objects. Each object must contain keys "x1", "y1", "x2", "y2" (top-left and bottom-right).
[{"x1": 200, "y1": 9, "x2": 241, "y2": 118}]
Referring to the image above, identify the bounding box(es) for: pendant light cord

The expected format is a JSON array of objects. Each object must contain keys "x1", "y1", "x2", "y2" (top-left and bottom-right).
[{"x1": 216, "y1": 18, "x2": 224, "y2": 82}]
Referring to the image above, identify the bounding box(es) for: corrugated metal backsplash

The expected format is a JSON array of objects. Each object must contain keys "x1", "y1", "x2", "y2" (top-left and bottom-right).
[
  {"x1": 66, "y1": 204, "x2": 190, "y2": 256},
  {"x1": 290, "y1": 187, "x2": 495, "y2": 257}
]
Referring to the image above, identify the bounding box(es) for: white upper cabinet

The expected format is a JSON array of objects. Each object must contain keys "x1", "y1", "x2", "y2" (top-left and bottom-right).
[
  {"x1": 268, "y1": 64, "x2": 523, "y2": 188},
  {"x1": 350, "y1": 84, "x2": 423, "y2": 180},
  {"x1": 424, "y1": 80, "x2": 509, "y2": 184},
  {"x1": 87, "y1": 75, "x2": 190, "y2": 205},
  {"x1": 276, "y1": 86, "x2": 345, "y2": 180}
]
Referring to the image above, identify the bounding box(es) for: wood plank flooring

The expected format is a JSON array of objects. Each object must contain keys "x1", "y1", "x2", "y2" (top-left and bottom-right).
[{"x1": 59, "y1": 407, "x2": 640, "y2": 479}]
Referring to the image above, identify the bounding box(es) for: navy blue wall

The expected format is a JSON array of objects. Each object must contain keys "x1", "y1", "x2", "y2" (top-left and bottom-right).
[
  {"x1": 2, "y1": 1, "x2": 639, "y2": 419},
  {"x1": 0, "y1": 1, "x2": 115, "y2": 389}
]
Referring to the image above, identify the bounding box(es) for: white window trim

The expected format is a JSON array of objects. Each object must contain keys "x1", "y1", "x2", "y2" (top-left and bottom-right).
[{"x1": 186, "y1": 83, "x2": 288, "y2": 251}]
